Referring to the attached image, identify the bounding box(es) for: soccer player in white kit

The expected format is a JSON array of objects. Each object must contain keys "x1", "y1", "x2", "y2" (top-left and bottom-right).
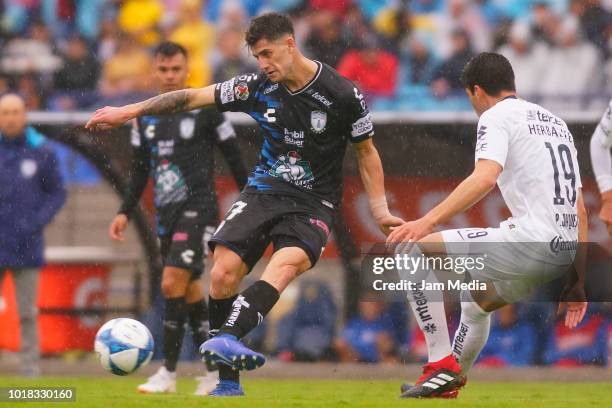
[
  {"x1": 590, "y1": 100, "x2": 612, "y2": 236},
  {"x1": 387, "y1": 53, "x2": 588, "y2": 398}
]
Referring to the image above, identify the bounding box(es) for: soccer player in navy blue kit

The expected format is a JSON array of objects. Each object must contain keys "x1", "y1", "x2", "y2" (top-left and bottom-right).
[
  {"x1": 107, "y1": 42, "x2": 248, "y2": 395},
  {"x1": 87, "y1": 13, "x2": 403, "y2": 396}
]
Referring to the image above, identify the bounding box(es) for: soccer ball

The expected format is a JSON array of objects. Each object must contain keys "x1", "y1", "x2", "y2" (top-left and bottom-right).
[{"x1": 94, "y1": 318, "x2": 154, "y2": 376}]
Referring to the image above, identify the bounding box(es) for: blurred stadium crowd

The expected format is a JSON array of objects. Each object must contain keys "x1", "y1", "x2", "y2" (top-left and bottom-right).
[{"x1": 0, "y1": 0, "x2": 611, "y2": 112}]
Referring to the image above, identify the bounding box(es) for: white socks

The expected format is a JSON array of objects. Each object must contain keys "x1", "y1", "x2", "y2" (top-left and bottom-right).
[
  {"x1": 402, "y1": 244, "x2": 452, "y2": 363},
  {"x1": 452, "y1": 290, "x2": 491, "y2": 374}
]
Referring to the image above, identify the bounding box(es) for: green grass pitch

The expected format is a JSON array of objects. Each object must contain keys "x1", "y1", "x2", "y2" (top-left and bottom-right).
[{"x1": 0, "y1": 376, "x2": 608, "y2": 407}]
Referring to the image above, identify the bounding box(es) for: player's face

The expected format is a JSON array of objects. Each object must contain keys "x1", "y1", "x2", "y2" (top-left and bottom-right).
[
  {"x1": 153, "y1": 53, "x2": 189, "y2": 93},
  {"x1": 0, "y1": 95, "x2": 27, "y2": 138},
  {"x1": 251, "y1": 36, "x2": 294, "y2": 83}
]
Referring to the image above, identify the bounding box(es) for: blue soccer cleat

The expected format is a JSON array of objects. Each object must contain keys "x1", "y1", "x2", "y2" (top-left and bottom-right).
[
  {"x1": 208, "y1": 380, "x2": 244, "y2": 397},
  {"x1": 199, "y1": 334, "x2": 266, "y2": 371}
]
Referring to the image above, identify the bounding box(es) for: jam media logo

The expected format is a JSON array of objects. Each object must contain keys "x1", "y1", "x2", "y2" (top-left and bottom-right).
[
  {"x1": 234, "y1": 82, "x2": 250, "y2": 101},
  {"x1": 549, "y1": 235, "x2": 578, "y2": 254}
]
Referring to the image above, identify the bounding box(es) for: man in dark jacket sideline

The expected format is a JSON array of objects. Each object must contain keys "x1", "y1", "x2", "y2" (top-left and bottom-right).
[{"x1": 0, "y1": 93, "x2": 66, "y2": 377}]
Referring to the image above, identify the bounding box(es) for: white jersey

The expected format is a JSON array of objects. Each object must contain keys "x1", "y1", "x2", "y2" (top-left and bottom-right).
[
  {"x1": 475, "y1": 97, "x2": 581, "y2": 259},
  {"x1": 590, "y1": 99, "x2": 612, "y2": 193}
]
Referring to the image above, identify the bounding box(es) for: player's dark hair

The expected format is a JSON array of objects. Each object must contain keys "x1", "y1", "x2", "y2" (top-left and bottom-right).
[
  {"x1": 461, "y1": 52, "x2": 516, "y2": 95},
  {"x1": 153, "y1": 41, "x2": 188, "y2": 59},
  {"x1": 245, "y1": 12, "x2": 295, "y2": 47}
]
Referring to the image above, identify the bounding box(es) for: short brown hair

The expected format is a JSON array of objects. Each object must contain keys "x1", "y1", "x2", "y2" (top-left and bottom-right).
[
  {"x1": 461, "y1": 52, "x2": 516, "y2": 95},
  {"x1": 245, "y1": 13, "x2": 294, "y2": 48}
]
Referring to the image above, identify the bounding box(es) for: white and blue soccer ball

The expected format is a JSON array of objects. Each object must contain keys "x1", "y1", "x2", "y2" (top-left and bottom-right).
[{"x1": 94, "y1": 318, "x2": 154, "y2": 376}]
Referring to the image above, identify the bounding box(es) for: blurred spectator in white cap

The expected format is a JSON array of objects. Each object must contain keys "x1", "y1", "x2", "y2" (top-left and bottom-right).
[
  {"x1": 399, "y1": 32, "x2": 438, "y2": 87},
  {"x1": 432, "y1": 0, "x2": 491, "y2": 59},
  {"x1": 497, "y1": 21, "x2": 549, "y2": 98},
  {"x1": 217, "y1": 0, "x2": 249, "y2": 31},
  {"x1": 539, "y1": 16, "x2": 602, "y2": 111},
  {"x1": 211, "y1": 27, "x2": 257, "y2": 83}
]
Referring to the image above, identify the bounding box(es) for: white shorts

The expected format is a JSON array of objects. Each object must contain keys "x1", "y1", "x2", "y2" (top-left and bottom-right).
[{"x1": 440, "y1": 227, "x2": 571, "y2": 303}]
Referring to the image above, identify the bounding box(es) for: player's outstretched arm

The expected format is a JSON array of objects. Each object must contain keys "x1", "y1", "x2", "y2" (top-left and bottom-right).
[
  {"x1": 85, "y1": 85, "x2": 217, "y2": 130},
  {"x1": 386, "y1": 159, "x2": 501, "y2": 246},
  {"x1": 353, "y1": 139, "x2": 404, "y2": 235},
  {"x1": 558, "y1": 189, "x2": 588, "y2": 328}
]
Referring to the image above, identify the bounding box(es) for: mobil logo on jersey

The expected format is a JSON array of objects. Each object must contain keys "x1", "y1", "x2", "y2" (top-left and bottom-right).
[
  {"x1": 284, "y1": 128, "x2": 304, "y2": 147},
  {"x1": 270, "y1": 151, "x2": 314, "y2": 189}
]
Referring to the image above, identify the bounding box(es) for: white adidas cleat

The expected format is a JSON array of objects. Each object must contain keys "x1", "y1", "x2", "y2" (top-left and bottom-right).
[
  {"x1": 137, "y1": 366, "x2": 177, "y2": 393},
  {"x1": 194, "y1": 372, "x2": 218, "y2": 396}
]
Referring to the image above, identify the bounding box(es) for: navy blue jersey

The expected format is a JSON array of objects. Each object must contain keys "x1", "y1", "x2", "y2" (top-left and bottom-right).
[
  {"x1": 214, "y1": 62, "x2": 374, "y2": 207},
  {"x1": 0, "y1": 128, "x2": 66, "y2": 267},
  {"x1": 119, "y1": 108, "x2": 248, "y2": 236}
]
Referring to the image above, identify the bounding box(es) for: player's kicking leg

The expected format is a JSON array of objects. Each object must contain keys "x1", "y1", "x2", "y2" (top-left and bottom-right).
[
  {"x1": 202, "y1": 246, "x2": 311, "y2": 395},
  {"x1": 201, "y1": 246, "x2": 249, "y2": 396},
  {"x1": 398, "y1": 229, "x2": 508, "y2": 399}
]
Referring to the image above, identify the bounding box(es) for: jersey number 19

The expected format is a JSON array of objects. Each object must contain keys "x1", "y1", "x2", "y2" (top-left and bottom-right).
[{"x1": 544, "y1": 142, "x2": 576, "y2": 207}]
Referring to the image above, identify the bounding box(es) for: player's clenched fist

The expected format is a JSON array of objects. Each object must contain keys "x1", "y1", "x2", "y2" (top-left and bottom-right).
[{"x1": 109, "y1": 213, "x2": 129, "y2": 241}]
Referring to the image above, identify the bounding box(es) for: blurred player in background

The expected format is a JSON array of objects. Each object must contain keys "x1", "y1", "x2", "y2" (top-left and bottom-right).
[
  {"x1": 387, "y1": 53, "x2": 588, "y2": 398},
  {"x1": 87, "y1": 13, "x2": 402, "y2": 397},
  {"x1": 0, "y1": 93, "x2": 66, "y2": 377},
  {"x1": 108, "y1": 41, "x2": 248, "y2": 395},
  {"x1": 590, "y1": 100, "x2": 612, "y2": 235}
]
